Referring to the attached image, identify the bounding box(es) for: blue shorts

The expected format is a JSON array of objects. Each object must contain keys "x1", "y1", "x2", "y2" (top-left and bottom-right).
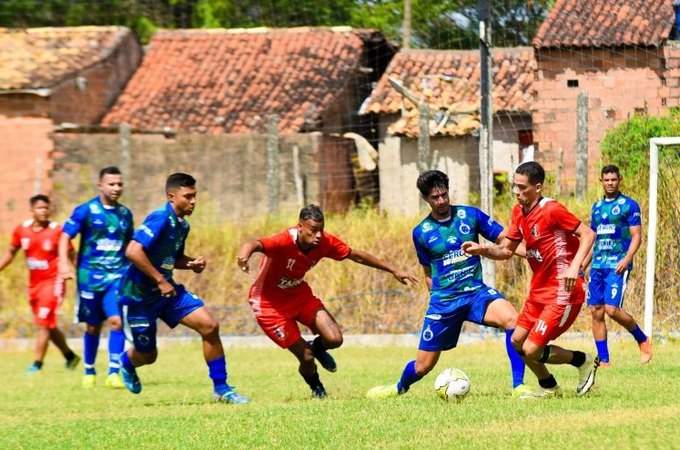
[
  {"x1": 587, "y1": 268, "x2": 630, "y2": 308},
  {"x1": 418, "y1": 287, "x2": 505, "y2": 352},
  {"x1": 121, "y1": 284, "x2": 204, "y2": 353},
  {"x1": 76, "y1": 279, "x2": 122, "y2": 325}
]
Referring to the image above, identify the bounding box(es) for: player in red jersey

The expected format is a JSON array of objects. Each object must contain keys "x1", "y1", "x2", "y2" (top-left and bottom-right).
[
  {"x1": 463, "y1": 162, "x2": 599, "y2": 399},
  {"x1": 0, "y1": 195, "x2": 80, "y2": 373},
  {"x1": 237, "y1": 204, "x2": 418, "y2": 398}
]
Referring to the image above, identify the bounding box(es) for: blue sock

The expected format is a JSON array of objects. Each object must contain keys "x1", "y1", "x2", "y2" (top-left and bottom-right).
[
  {"x1": 631, "y1": 325, "x2": 647, "y2": 344},
  {"x1": 207, "y1": 356, "x2": 229, "y2": 394},
  {"x1": 120, "y1": 351, "x2": 136, "y2": 371},
  {"x1": 108, "y1": 329, "x2": 125, "y2": 374},
  {"x1": 505, "y1": 329, "x2": 526, "y2": 388},
  {"x1": 595, "y1": 339, "x2": 610, "y2": 362},
  {"x1": 396, "y1": 360, "x2": 423, "y2": 394},
  {"x1": 83, "y1": 332, "x2": 99, "y2": 375}
]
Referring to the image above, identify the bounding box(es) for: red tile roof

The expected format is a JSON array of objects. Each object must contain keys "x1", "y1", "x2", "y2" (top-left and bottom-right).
[
  {"x1": 360, "y1": 47, "x2": 534, "y2": 137},
  {"x1": 534, "y1": 0, "x2": 675, "y2": 49},
  {"x1": 102, "y1": 27, "x2": 374, "y2": 134},
  {"x1": 0, "y1": 26, "x2": 132, "y2": 91}
]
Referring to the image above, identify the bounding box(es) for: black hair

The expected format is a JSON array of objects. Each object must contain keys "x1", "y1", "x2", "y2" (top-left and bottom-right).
[
  {"x1": 29, "y1": 194, "x2": 50, "y2": 206},
  {"x1": 601, "y1": 164, "x2": 621, "y2": 178},
  {"x1": 299, "y1": 204, "x2": 324, "y2": 223},
  {"x1": 99, "y1": 166, "x2": 122, "y2": 179},
  {"x1": 416, "y1": 170, "x2": 449, "y2": 197},
  {"x1": 166, "y1": 173, "x2": 196, "y2": 192},
  {"x1": 515, "y1": 161, "x2": 545, "y2": 185}
]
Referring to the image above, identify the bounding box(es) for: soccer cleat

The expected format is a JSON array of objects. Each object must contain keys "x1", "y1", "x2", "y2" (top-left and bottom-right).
[
  {"x1": 576, "y1": 354, "x2": 599, "y2": 397},
  {"x1": 511, "y1": 384, "x2": 533, "y2": 398},
  {"x1": 213, "y1": 387, "x2": 249, "y2": 404},
  {"x1": 120, "y1": 366, "x2": 142, "y2": 394},
  {"x1": 366, "y1": 384, "x2": 400, "y2": 399},
  {"x1": 311, "y1": 385, "x2": 328, "y2": 399},
  {"x1": 519, "y1": 385, "x2": 562, "y2": 399},
  {"x1": 25, "y1": 364, "x2": 41, "y2": 375},
  {"x1": 104, "y1": 372, "x2": 125, "y2": 389},
  {"x1": 308, "y1": 340, "x2": 337, "y2": 373},
  {"x1": 82, "y1": 374, "x2": 96, "y2": 389},
  {"x1": 638, "y1": 339, "x2": 653, "y2": 365},
  {"x1": 65, "y1": 355, "x2": 81, "y2": 370}
]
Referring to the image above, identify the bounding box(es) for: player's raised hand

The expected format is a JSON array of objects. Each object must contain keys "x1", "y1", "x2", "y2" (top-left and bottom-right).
[
  {"x1": 393, "y1": 269, "x2": 419, "y2": 285},
  {"x1": 187, "y1": 256, "x2": 206, "y2": 273},
  {"x1": 236, "y1": 256, "x2": 250, "y2": 273}
]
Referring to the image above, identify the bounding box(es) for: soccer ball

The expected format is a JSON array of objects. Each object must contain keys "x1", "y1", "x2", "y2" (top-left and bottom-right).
[{"x1": 434, "y1": 367, "x2": 471, "y2": 401}]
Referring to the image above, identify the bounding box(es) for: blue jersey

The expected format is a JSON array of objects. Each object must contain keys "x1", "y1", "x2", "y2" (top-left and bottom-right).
[
  {"x1": 412, "y1": 205, "x2": 503, "y2": 313},
  {"x1": 590, "y1": 193, "x2": 641, "y2": 270},
  {"x1": 120, "y1": 202, "x2": 190, "y2": 303},
  {"x1": 63, "y1": 197, "x2": 133, "y2": 291}
]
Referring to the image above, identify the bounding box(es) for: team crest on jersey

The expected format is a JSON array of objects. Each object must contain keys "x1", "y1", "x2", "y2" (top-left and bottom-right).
[
  {"x1": 457, "y1": 209, "x2": 466, "y2": 219},
  {"x1": 119, "y1": 219, "x2": 128, "y2": 230},
  {"x1": 611, "y1": 206, "x2": 621, "y2": 215},
  {"x1": 42, "y1": 239, "x2": 52, "y2": 251},
  {"x1": 458, "y1": 223, "x2": 471, "y2": 235},
  {"x1": 422, "y1": 324, "x2": 434, "y2": 342},
  {"x1": 530, "y1": 224, "x2": 540, "y2": 238},
  {"x1": 20, "y1": 238, "x2": 30, "y2": 250}
]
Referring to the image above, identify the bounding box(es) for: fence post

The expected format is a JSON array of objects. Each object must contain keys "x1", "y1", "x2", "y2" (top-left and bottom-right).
[
  {"x1": 292, "y1": 144, "x2": 304, "y2": 208},
  {"x1": 267, "y1": 115, "x2": 280, "y2": 214},
  {"x1": 418, "y1": 102, "x2": 430, "y2": 172},
  {"x1": 575, "y1": 91, "x2": 589, "y2": 199},
  {"x1": 119, "y1": 123, "x2": 132, "y2": 179}
]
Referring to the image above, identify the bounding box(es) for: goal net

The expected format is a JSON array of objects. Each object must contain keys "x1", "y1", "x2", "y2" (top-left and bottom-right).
[{"x1": 645, "y1": 138, "x2": 680, "y2": 337}]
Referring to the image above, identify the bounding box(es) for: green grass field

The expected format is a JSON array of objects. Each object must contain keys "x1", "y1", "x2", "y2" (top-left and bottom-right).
[{"x1": 2, "y1": 337, "x2": 679, "y2": 449}]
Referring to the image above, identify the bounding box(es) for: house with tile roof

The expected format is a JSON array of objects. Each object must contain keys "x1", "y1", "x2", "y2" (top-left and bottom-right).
[
  {"x1": 0, "y1": 26, "x2": 141, "y2": 232},
  {"x1": 92, "y1": 27, "x2": 394, "y2": 215},
  {"x1": 532, "y1": 0, "x2": 680, "y2": 187},
  {"x1": 360, "y1": 47, "x2": 535, "y2": 215}
]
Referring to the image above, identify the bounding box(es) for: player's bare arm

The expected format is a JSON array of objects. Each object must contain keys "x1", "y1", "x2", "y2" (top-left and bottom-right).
[
  {"x1": 422, "y1": 266, "x2": 433, "y2": 291},
  {"x1": 615, "y1": 224, "x2": 641, "y2": 274},
  {"x1": 0, "y1": 245, "x2": 19, "y2": 271},
  {"x1": 495, "y1": 229, "x2": 526, "y2": 258},
  {"x1": 236, "y1": 240, "x2": 264, "y2": 273},
  {"x1": 176, "y1": 254, "x2": 206, "y2": 273},
  {"x1": 461, "y1": 237, "x2": 520, "y2": 260},
  {"x1": 125, "y1": 240, "x2": 176, "y2": 297},
  {"x1": 57, "y1": 233, "x2": 76, "y2": 279},
  {"x1": 347, "y1": 248, "x2": 418, "y2": 285},
  {"x1": 558, "y1": 222, "x2": 596, "y2": 292}
]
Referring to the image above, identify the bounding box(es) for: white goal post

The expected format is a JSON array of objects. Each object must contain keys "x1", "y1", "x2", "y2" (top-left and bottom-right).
[{"x1": 645, "y1": 137, "x2": 680, "y2": 338}]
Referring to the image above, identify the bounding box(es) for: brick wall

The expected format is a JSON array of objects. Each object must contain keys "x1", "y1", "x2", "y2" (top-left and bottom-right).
[
  {"x1": 0, "y1": 31, "x2": 141, "y2": 125},
  {"x1": 0, "y1": 116, "x2": 55, "y2": 232},
  {"x1": 533, "y1": 45, "x2": 680, "y2": 189}
]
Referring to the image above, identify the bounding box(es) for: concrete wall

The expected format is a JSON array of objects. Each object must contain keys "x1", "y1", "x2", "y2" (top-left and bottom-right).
[
  {"x1": 0, "y1": 31, "x2": 141, "y2": 125},
  {"x1": 533, "y1": 44, "x2": 680, "y2": 187},
  {"x1": 0, "y1": 116, "x2": 55, "y2": 232}
]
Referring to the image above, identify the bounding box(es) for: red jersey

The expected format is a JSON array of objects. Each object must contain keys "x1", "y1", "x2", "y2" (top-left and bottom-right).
[
  {"x1": 507, "y1": 198, "x2": 583, "y2": 305},
  {"x1": 11, "y1": 219, "x2": 64, "y2": 287},
  {"x1": 249, "y1": 227, "x2": 351, "y2": 302}
]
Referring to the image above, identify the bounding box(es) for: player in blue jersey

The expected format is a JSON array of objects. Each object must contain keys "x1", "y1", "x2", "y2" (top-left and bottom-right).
[
  {"x1": 117, "y1": 173, "x2": 248, "y2": 404},
  {"x1": 367, "y1": 170, "x2": 529, "y2": 399},
  {"x1": 586, "y1": 165, "x2": 652, "y2": 366},
  {"x1": 59, "y1": 167, "x2": 133, "y2": 389}
]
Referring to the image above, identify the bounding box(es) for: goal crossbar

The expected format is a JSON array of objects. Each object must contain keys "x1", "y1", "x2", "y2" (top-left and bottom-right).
[{"x1": 645, "y1": 137, "x2": 680, "y2": 337}]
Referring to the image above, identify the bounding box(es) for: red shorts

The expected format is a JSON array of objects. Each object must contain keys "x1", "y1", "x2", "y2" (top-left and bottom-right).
[
  {"x1": 249, "y1": 291, "x2": 324, "y2": 349},
  {"x1": 517, "y1": 301, "x2": 582, "y2": 347},
  {"x1": 28, "y1": 279, "x2": 64, "y2": 329}
]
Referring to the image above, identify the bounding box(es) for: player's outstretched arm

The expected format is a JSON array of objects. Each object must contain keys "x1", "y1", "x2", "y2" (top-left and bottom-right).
[
  {"x1": 0, "y1": 246, "x2": 19, "y2": 271},
  {"x1": 347, "y1": 248, "x2": 418, "y2": 285},
  {"x1": 58, "y1": 233, "x2": 76, "y2": 280},
  {"x1": 126, "y1": 240, "x2": 176, "y2": 297},
  {"x1": 175, "y1": 254, "x2": 207, "y2": 273},
  {"x1": 462, "y1": 237, "x2": 519, "y2": 260},
  {"x1": 236, "y1": 240, "x2": 264, "y2": 273}
]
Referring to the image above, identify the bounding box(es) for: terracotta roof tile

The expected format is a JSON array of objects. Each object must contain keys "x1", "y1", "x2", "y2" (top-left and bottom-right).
[
  {"x1": 534, "y1": 0, "x2": 674, "y2": 48},
  {"x1": 103, "y1": 27, "x2": 373, "y2": 133},
  {"x1": 360, "y1": 47, "x2": 534, "y2": 137},
  {"x1": 0, "y1": 26, "x2": 132, "y2": 90}
]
